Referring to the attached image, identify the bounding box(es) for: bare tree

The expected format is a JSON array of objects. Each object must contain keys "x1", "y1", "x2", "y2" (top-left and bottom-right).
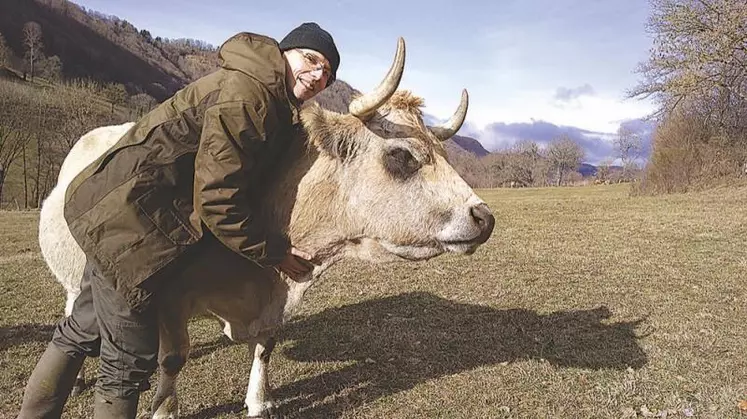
[
  {"x1": 22, "y1": 141, "x2": 29, "y2": 207},
  {"x1": 629, "y1": 0, "x2": 747, "y2": 130},
  {"x1": 23, "y1": 21, "x2": 43, "y2": 80},
  {"x1": 0, "y1": 79, "x2": 37, "y2": 206},
  {"x1": 32, "y1": 88, "x2": 55, "y2": 207},
  {"x1": 0, "y1": 73, "x2": 122, "y2": 207},
  {"x1": 0, "y1": 126, "x2": 34, "y2": 206},
  {"x1": 514, "y1": 140, "x2": 551, "y2": 187},
  {"x1": 470, "y1": 140, "x2": 552, "y2": 188},
  {"x1": 54, "y1": 80, "x2": 110, "y2": 150},
  {"x1": 497, "y1": 141, "x2": 545, "y2": 187},
  {"x1": 547, "y1": 135, "x2": 584, "y2": 186},
  {"x1": 446, "y1": 147, "x2": 490, "y2": 188},
  {"x1": 103, "y1": 82, "x2": 128, "y2": 106},
  {"x1": 0, "y1": 32, "x2": 9, "y2": 67},
  {"x1": 129, "y1": 93, "x2": 157, "y2": 118},
  {"x1": 614, "y1": 126, "x2": 643, "y2": 181},
  {"x1": 40, "y1": 55, "x2": 63, "y2": 81},
  {"x1": 596, "y1": 159, "x2": 612, "y2": 183}
]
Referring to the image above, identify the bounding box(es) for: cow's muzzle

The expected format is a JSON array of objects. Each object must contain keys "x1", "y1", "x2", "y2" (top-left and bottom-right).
[
  {"x1": 440, "y1": 203, "x2": 495, "y2": 254},
  {"x1": 470, "y1": 203, "x2": 495, "y2": 244}
]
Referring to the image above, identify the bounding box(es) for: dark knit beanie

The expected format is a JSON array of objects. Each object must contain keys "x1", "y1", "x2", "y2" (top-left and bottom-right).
[{"x1": 279, "y1": 22, "x2": 340, "y2": 86}]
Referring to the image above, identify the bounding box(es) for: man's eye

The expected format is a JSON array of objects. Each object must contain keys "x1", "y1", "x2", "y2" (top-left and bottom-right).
[{"x1": 302, "y1": 52, "x2": 330, "y2": 77}]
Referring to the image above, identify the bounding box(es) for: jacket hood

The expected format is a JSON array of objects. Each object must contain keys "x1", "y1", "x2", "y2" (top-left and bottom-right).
[{"x1": 218, "y1": 32, "x2": 291, "y2": 102}]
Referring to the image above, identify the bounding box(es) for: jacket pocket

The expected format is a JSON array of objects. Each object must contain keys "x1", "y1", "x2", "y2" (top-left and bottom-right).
[
  {"x1": 85, "y1": 187, "x2": 200, "y2": 293},
  {"x1": 85, "y1": 206, "x2": 157, "y2": 266}
]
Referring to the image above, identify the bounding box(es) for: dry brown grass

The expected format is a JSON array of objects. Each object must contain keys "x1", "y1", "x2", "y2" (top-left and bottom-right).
[{"x1": 1, "y1": 184, "x2": 746, "y2": 418}]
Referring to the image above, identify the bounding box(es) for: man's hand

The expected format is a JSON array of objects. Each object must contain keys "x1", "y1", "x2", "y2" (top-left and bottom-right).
[{"x1": 276, "y1": 247, "x2": 315, "y2": 280}]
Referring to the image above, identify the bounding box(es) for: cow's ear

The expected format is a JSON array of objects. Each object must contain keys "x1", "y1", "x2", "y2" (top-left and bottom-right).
[{"x1": 301, "y1": 105, "x2": 363, "y2": 162}]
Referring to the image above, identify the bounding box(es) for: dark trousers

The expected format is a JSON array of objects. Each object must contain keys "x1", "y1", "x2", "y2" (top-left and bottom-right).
[{"x1": 51, "y1": 260, "x2": 159, "y2": 399}]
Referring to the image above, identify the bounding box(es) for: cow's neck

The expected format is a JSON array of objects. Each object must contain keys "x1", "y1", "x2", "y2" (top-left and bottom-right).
[{"x1": 261, "y1": 136, "x2": 351, "y2": 268}]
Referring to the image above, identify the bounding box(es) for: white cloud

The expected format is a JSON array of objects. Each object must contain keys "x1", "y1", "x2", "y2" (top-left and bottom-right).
[
  {"x1": 467, "y1": 91, "x2": 655, "y2": 134},
  {"x1": 553, "y1": 83, "x2": 597, "y2": 105},
  {"x1": 326, "y1": 31, "x2": 657, "y2": 146}
]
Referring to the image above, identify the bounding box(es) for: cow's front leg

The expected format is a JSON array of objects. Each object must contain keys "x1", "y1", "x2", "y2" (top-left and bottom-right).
[
  {"x1": 151, "y1": 305, "x2": 190, "y2": 419},
  {"x1": 245, "y1": 336, "x2": 278, "y2": 418}
]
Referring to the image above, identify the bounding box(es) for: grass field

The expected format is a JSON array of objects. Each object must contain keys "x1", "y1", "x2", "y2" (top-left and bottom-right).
[{"x1": 1, "y1": 184, "x2": 746, "y2": 418}]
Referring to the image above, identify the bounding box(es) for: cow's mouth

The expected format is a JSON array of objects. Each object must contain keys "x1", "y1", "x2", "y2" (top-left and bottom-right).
[
  {"x1": 438, "y1": 224, "x2": 493, "y2": 250},
  {"x1": 380, "y1": 237, "x2": 484, "y2": 260},
  {"x1": 379, "y1": 241, "x2": 444, "y2": 261},
  {"x1": 441, "y1": 239, "x2": 482, "y2": 255},
  {"x1": 348, "y1": 234, "x2": 487, "y2": 263}
]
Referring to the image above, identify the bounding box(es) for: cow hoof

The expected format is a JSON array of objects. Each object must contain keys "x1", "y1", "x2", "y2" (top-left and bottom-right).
[
  {"x1": 247, "y1": 404, "x2": 281, "y2": 419},
  {"x1": 246, "y1": 413, "x2": 281, "y2": 419},
  {"x1": 152, "y1": 410, "x2": 178, "y2": 419},
  {"x1": 152, "y1": 394, "x2": 179, "y2": 419},
  {"x1": 71, "y1": 379, "x2": 86, "y2": 397}
]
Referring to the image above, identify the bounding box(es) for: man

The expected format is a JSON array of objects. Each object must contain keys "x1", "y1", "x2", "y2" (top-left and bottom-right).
[{"x1": 18, "y1": 22, "x2": 340, "y2": 418}]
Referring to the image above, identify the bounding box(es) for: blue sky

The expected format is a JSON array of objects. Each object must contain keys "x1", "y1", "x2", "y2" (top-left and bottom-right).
[{"x1": 72, "y1": 0, "x2": 657, "y2": 163}]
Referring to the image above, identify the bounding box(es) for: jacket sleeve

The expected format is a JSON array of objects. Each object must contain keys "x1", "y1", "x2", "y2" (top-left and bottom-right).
[{"x1": 193, "y1": 83, "x2": 289, "y2": 267}]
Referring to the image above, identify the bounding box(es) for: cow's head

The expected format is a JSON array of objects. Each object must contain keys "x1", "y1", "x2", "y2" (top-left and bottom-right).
[{"x1": 286, "y1": 38, "x2": 494, "y2": 263}]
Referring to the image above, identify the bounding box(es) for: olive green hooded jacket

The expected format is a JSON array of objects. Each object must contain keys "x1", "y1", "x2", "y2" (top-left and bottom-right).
[{"x1": 63, "y1": 32, "x2": 301, "y2": 309}]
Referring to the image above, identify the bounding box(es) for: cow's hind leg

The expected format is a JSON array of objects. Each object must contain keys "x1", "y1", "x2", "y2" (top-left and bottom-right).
[
  {"x1": 151, "y1": 306, "x2": 190, "y2": 419},
  {"x1": 245, "y1": 336, "x2": 278, "y2": 419}
]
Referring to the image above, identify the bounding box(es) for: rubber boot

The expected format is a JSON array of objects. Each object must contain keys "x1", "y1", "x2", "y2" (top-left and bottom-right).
[
  {"x1": 17, "y1": 342, "x2": 85, "y2": 419},
  {"x1": 93, "y1": 392, "x2": 139, "y2": 419}
]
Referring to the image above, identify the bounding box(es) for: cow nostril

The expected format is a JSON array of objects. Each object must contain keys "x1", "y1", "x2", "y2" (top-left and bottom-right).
[
  {"x1": 470, "y1": 203, "x2": 495, "y2": 234},
  {"x1": 470, "y1": 207, "x2": 483, "y2": 227},
  {"x1": 470, "y1": 204, "x2": 487, "y2": 225}
]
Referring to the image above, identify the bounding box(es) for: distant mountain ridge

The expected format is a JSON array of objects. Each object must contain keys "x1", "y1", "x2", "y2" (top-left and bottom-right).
[
  {"x1": 0, "y1": 0, "x2": 491, "y2": 158},
  {"x1": 451, "y1": 135, "x2": 490, "y2": 157},
  {"x1": 0, "y1": 0, "x2": 217, "y2": 100}
]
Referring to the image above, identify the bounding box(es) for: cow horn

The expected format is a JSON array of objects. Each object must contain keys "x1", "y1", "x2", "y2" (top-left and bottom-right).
[
  {"x1": 348, "y1": 37, "x2": 406, "y2": 118},
  {"x1": 430, "y1": 89, "x2": 469, "y2": 141}
]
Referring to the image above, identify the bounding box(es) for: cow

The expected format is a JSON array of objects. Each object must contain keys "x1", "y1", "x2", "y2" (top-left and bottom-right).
[{"x1": 38, "y1": 38, "x2": 495, "y2": 418}]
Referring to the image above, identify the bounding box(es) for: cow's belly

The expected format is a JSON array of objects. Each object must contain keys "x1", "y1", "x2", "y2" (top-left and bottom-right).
[{"x1": 163, "y1": 237, "x2": 300, "y2": 340}]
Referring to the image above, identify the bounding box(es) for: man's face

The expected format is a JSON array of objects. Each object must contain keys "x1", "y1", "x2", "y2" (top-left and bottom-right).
[{"x1": 284, "y1": 48, "x2": 332, "y2": 101}]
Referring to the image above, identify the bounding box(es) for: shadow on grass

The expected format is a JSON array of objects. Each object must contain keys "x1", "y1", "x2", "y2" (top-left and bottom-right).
[
  {"x1": 0, "y1": 323, "x2": 55, "y2": 352},
  {"x1": 186, "y1": 291, "x2": 647, "y2": 418},
  {"x1": 188, "y1": 333, "x2": 235, "y2": 360}
]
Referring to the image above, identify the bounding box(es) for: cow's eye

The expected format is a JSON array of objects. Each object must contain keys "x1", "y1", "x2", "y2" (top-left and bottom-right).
[{"x1": 384, "y1": 147, "x2": 421, "y2": 180}]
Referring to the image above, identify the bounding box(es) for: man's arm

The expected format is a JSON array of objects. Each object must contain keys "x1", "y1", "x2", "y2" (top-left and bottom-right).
[{"x1": 193, "y1": 84, "x2": 288, "y2": 267}]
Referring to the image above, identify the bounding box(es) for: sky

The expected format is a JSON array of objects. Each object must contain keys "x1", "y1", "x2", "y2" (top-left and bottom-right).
[{"x1": 71, "y1": 0, "x2": 658, "y2": 163}]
